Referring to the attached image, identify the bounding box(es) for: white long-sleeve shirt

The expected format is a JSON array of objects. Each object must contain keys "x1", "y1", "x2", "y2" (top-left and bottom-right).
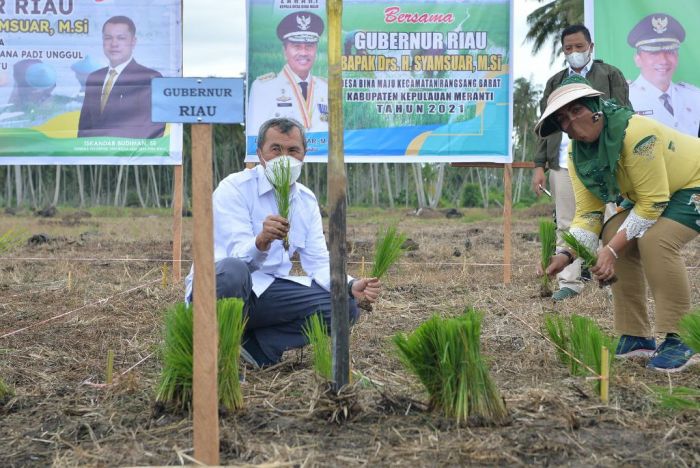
[{"x1": 185, "y1": 165, "x2": 332, "y2": 301}]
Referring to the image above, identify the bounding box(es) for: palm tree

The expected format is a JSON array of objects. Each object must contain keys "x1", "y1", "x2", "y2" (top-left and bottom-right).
[
  {"x1": 512, "y1": 77, "x2": 541, "y2": 202},
  {"x1": 525, "y1": 0, "x2": 584, "y2": 62}
]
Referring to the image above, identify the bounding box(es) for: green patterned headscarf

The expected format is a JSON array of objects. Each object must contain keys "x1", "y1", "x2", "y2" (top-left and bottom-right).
[{"x1": 557, "y1": 75, "x2": 634, "y2": 203}]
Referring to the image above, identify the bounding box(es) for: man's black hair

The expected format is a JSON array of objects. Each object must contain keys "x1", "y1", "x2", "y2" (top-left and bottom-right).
[
  {"x1": 561, "y1": 24, "x2": 591, "y2": 44},
  {"x1": 103, "y1": 16, "x2": 136, "y2": 35}
]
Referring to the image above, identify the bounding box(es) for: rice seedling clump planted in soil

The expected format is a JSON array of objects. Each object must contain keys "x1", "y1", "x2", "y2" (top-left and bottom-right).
[
  {"x1": 303, "y1": 313, "x2": 332, "y2": 380},
  {"x1": 0, "y1": 376, "x2": 13, "y2": 401},
  {"x1": 679, "y1": 310, "x2": 700, "y2": 353},
  {"x1": 538, "y1": 219, "x2": 557, "y2": 296},
  {"x1": 544, "y1": 313, "x2": 618, "y2": 395},
  {"x1": 394, "y1": 308, "x2": 508, "y2": 425},
  {"x1": 156, "y1": 298, "x2": 246, "y2": 411}
]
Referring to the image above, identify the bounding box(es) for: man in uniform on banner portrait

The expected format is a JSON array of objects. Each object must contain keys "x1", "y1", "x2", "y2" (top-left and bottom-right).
[
  {"x1": 627, "y1": 13, "x2": 700, "y2": 137},
  {"x1": 247, "y1": 11, "x2": 329, "y2": 138}
]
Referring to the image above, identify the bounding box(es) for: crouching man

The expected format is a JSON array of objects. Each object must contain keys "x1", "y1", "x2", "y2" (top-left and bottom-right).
[{"x1": 185, "y1": 117, "x2": 380, "y2": 367}]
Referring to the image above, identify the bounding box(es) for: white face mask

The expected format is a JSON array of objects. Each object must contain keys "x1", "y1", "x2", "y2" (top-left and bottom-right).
[
  {"x1": 565, "y1": 48, "x2": 591, "y2": 69},
  {"x1": 263, "y1": 155, "x2": 303, "y2": 185}
]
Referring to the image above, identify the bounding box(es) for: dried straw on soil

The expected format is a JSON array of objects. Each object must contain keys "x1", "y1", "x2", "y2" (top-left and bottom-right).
[{"x1": 1, "y1": 210, "x2": 699, "y2": 466}]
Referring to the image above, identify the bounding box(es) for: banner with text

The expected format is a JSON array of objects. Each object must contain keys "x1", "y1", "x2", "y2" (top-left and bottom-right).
[
  {"x1": 586, "y1": 0, "x2": 700, "y2": 137},
  {"x1": 246, "y1": 0, "x2": 513, "y2": 163},
  {"x1": 0, "y1": 0, "x2": 182, "y2": 165}
]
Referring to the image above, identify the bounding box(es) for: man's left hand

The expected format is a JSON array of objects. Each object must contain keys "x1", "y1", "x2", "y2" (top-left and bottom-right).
[{"x1": 351, "y1": 277, "x2": 381, "y2": 303}]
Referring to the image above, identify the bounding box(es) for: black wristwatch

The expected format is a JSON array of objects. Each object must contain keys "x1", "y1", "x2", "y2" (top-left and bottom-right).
[
  {"x1": 556, "y1": 249, "x2": 575, "y2": 265},
  {"x1": 347, "y1": 279, "x2": 355, "y2": 297}
]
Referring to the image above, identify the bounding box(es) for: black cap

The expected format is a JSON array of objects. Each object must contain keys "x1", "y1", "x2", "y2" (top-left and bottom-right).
[
  {"x1": 276, "y1": 11, "x2": 324, "y2": 43},
  {"x1": 627, "y1": 13, "x2": 685, "y2": 52}
]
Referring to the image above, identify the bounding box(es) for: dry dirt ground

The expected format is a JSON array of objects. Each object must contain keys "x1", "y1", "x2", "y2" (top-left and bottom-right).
[{"x1": 0, "y1": 207, "x2": 699, "y2": 467}]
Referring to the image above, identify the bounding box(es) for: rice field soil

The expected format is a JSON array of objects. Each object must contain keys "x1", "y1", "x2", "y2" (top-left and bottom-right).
[{"x1": 1, "y1": 206, "x2": 699, "y2": 466}]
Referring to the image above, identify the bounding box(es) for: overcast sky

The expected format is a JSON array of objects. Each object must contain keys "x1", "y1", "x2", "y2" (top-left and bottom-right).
[{"x1": 182, "y1": 0, "x2": 557, "y2": 89}]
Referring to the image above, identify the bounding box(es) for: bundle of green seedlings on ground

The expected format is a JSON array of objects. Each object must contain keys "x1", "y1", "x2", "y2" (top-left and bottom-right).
[
  {"x1": 679, "y1": 310, "x2": 700, "y2": 354},
  {"x1": 156, "y1": 298, "x2": 246, "y2": 411},
  {"x1": 370, "y1": 225, "x2": 407, "y2": 278},
  {"x1": 538, "y1": 219, "x2": 557, "y2": 296},
  {"x1": 0, "y1": 376, "x2": 13, "y2": 401},
  {"x1": 544, "y1": 313, "x2": 618, "y2": 395},
  {"x1": 302, "y1": 313, "x2": 332, "y2": 380},
  {"x1": 265, "y1": 157, "x2": 293, "y2": 250},
  {"x1": 0, "y1": 229, "x2": 23, "y2": 254},
  {"x1": 394, "y1": 308, "x2": 508, "y2": 425},
  {"x1": 560, "y1": 231, "x2": 616, "y2": 287},
  {"x1": 649, "y1": 385, "x2": 700, "y2": 411}
]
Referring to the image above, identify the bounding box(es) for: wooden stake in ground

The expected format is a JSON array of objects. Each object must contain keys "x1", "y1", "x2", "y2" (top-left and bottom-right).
[
  {"x1": 172, "y1": 165, "x2": 183, "y2": 281},
  {"x1": 326, "y1": 0, "x2": 349, "y2": 391},
  {"x1": 451, "y1": 161, "x2": 535, "y2": 284},
  {"x1": 600, "y1": 346, "x2": 609, "y2": 404},
  {"x1": 191, "y1": 123, "x2": 219, "y2": 465},
  {"x1": 502, "y1": 163, "x2": 512, "y2": 284}
]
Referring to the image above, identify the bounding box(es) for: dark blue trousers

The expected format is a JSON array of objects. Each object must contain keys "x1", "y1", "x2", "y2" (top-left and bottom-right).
[{"x1": 215, "y1": 257, "x2": 359, "y2": 364}]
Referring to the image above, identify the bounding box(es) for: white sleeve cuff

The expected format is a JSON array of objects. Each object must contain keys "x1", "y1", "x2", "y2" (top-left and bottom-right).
[
  {"x1": 618, "y1": 208, "x2": 657, "y2": 240},
  {"x1": 570, "y1": 227, "x2": 599, "y2": 253},
  {"x1": 242, "y1": 239, "x2": 268, "y2": 270}
]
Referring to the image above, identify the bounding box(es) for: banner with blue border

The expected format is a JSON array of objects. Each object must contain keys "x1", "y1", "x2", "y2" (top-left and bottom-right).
[
  {"x1": 0, "y1": 0, "x2": 182, "y2": 165},
  {"x1": 245, "y1": 0, "x2": 513, "y2": 163}
]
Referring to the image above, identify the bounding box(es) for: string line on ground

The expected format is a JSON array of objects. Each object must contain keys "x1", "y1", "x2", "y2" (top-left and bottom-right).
[
  {"x1": 2, "y1": 256, "x2": 698, "y2": 270},
  {"x1": 0, "y1": 278, "x2": 161, "y2": 340}
]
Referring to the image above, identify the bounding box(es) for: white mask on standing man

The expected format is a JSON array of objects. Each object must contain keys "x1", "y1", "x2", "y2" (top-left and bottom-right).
[{"x1": 566, "y1": 46, "x2": 591, "y2": 70}]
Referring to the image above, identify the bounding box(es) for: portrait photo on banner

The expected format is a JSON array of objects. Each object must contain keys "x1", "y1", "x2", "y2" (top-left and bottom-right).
[
  {"x1": 0, "y1": 0, "x2": 182, "y2": 164},
  {"x1": 246, "y1": 0, "x2": 328, "y2": 155},
  {"x1": 246, "y1": 0, "x2": 513, "y2": 163},
  {"x1": 587, "y1": 0, "x2": 700, "y2": 137}
]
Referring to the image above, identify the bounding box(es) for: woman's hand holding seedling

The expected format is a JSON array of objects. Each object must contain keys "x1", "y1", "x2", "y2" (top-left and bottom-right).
[
  {"x1": 591, "y1": 245, "x2": 616, "y2": 283},
  {"x1": 255, "y1": 214, "x2": 289, "y2": 251},
  {"x1": 351, "y1": 277, "x2": 381, "y2": 303}
]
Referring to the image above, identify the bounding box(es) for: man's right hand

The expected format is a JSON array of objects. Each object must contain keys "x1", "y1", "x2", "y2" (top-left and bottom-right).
[
  {"x1": 255, "y1": 215, "x2": 289, "y2": 251},
  {"x1": 532, "y1": 167, "x2": 546, "y2": 196}
]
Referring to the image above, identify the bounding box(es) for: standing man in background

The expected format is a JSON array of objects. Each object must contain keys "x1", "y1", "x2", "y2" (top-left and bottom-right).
[
  {"x1": 627, "y1": 13, "x2": 700, "y2": 137},
  {"x1": 532, "y1": 24, "x2": 632, "y2": 302},
  {"x1": 78, "y1": 15, "x2": 165, "y2": 139}
]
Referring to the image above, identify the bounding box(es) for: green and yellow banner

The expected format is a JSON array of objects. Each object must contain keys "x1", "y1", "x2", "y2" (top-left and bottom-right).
[
  {"x1": 246, "y1": 0, "x2": 513, "y2": 163},
  {"x1": 0, "y1": 0, "x2": 182, "y2": 165}
]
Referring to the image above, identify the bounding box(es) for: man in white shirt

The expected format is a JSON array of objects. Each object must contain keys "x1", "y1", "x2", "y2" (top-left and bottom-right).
[
  {"x1": 627, "y1": 13, "x2": 700, "y2": 137},
  {"x1": 186, "y1": 117, "x2": 380, "y2": 367}
]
